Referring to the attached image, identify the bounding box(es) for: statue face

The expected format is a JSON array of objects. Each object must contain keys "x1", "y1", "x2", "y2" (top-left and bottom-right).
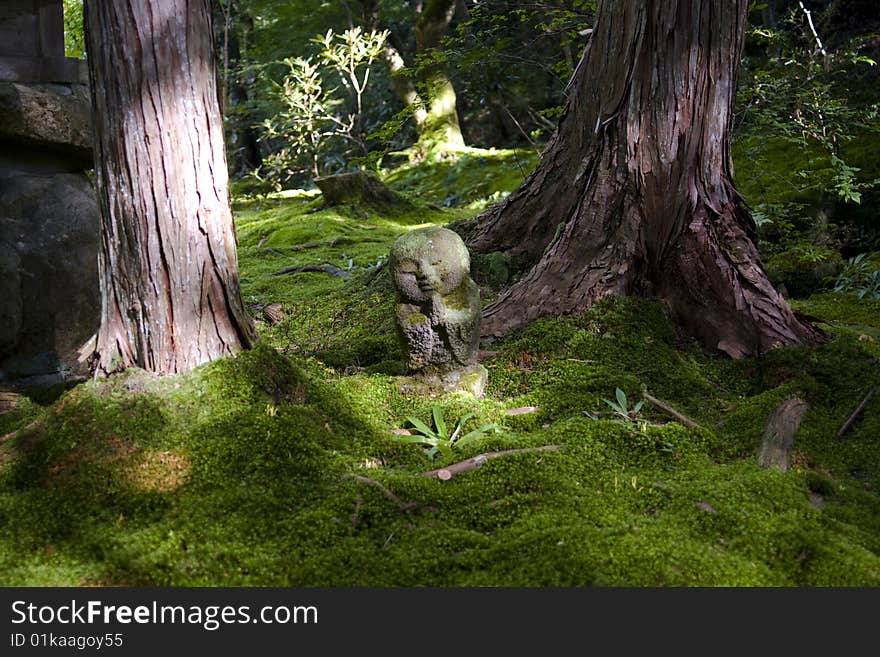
[{"x1": 391, "y1": 228, "x2": 470, "y2": 303}]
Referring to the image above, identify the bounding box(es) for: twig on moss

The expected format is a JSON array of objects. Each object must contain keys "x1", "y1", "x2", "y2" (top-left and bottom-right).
[
  {"x1": 0, "y1": 420, "x2": 39, "y2": 445},
  {"x1": 642, "y1": 393, "x2": 701, "y2": 430},
  {"x1": 420, "y1": 445, "x2": 562, "y2": 481},
  {"x1": 837, "y1": 388, "x2": 875, "y2": 440},
  {"x1": 289, "y1": 237, "x2": 341, "y2": 251},
  {"x1": 272, "y1": 263, "x2": 353, "y2": 278},
  {"x1": 350, "y1": 494, "x2": 362, "y2": 534},
  {"x1": 349, "y1": 475, "x2": 417, "y2": 511},
  {"x1": 505, "y1": 406, "x2": 539, "y2": 416}
]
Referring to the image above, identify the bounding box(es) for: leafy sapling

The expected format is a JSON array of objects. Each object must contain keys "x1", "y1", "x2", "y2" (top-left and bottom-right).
[
  {"x1": 602, "y1": 388, "x2": 644, "y2": 424},
  {"x1": 393, "y1": 405, "x2": 501, "y2": 460}
]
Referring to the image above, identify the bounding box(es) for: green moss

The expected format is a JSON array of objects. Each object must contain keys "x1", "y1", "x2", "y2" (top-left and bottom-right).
[
  {"x1": 443, "y1": 284, "x2": 471, "y2": 311},
  {"x1": 793, "y1": 292, "x2": 880, "y2": 329},
  {"x1": 2, "y1": 155, "x2": 879, "y2": 587},
  {"x1": 384, "y1": 148, "x2": 537, "y2": 211},
  {"x1": 471, "y1": 251, "x2": 511, "y2": 289},
  {"x1": 765, "y1": 246, "x2": 842, "y2": 298},
  {"x1": 404, "y1": 311, "x2": 428, "y2": 326}
]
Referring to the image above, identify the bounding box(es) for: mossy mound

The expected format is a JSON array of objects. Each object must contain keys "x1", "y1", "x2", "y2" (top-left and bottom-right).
[
  {"x1": 2, "y1": 298, "x2": 878, "y2": 586},
  {"x1": 1, "y1": 155, "x2": 878, "y2": 586},
  {"x1": 765, "y1": 245, "x2": 842, "y2": 298}
]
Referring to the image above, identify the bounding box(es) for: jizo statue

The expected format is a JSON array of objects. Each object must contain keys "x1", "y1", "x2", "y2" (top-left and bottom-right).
[{"x1": 389, "y1": 227, "x2": 484, "y2": 394}]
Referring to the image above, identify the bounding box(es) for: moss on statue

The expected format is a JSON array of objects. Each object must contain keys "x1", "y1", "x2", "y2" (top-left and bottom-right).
[{"x1": 389, "y1": 226, "x2": 485, "y2": 396}]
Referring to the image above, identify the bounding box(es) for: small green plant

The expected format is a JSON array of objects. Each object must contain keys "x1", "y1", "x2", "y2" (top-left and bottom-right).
[
  {"x1": 602, "y1": 388, "x2": 644, "y2": 423},
  {"x1": 394, "y1": 405, "x2": 501, "y2": 460},
  {"x1": 795, "y1": 245, "x2": 830, "y2": 264},
  {"x1": 834, "y1": 254, "x2": 880, "y2": 299},
  {"x1": 259, "y1": 27, "x2": 388, "y2": 187},
  {"x1": 63, "y1": 0, "x2": 85, "y2": 59}
]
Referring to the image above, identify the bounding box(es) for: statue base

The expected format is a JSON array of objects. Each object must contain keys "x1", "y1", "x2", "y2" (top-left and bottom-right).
[{"x1": 397, "y1": 364, "x2": 488, "y2": 399}]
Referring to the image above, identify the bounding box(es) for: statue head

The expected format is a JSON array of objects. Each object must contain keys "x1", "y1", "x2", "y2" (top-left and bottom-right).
[{"x1": 389, "y1": 227, "x2": 470, "y2": 303}]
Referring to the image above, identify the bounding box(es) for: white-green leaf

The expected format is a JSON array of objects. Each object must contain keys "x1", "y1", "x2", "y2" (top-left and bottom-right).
[
  {"x1": 432, "y1": 405, "x2": 448, "y2": 439},
  {"x1": 450, "y1": 413, "x2": 475, "y2": 443},
  {"x1": 406, "y1": 416, "x2": 437, "y2": 439}
]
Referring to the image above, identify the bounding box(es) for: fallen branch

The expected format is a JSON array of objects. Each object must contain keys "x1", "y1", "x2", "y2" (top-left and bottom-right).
[
  {"x1": 0, "y1": 420, "x2": 39, "y2": 445},
  {"x1": 837, "y1": 388, "x2": 875, "y2": 440},
  {"x1": 643, "y1": 393, "x2": 702, "y2": 430},
  {"x1": 758, "y1": 398, "x2": 809, "y2": 472},
  {"x1": 420, "y1": 445, "x2": 561, "y2": 481},
  {"x1": 272, "y1": 263, "x2": 353, "y2": 278},
  {"x1": 349, "y1": 475, "x2": 417, "y2": 511},
  {"x1": 289, "y1": 237, "x2": 341, "y2": 251},
  {"x1": 350, "y1": 494, "x2": 362, "y2": 534},
  {"x1": 505, "y1": 406, "x2": 539, "y2": 416}
]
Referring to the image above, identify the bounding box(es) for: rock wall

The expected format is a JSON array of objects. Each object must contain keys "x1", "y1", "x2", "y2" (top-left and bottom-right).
[{"x1": 0, "y1": 79, "x2": 99, "y2": 383}]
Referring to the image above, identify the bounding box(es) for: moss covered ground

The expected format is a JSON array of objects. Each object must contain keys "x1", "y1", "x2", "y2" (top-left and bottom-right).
[{"x1": 1, "y1": 148, "x2": 879, "y2": 586}]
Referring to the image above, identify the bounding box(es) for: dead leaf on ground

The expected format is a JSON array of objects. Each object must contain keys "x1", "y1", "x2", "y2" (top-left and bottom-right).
[{"x1": 505, "y1": 406, "x2": 539, "y2": 416}]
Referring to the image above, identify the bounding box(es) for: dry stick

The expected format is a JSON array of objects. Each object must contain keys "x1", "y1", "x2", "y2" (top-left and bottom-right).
[
  {"x1": 642, "y1": 393, "x2": 702, "y2": 430},
  {"x1": 288, "y1": 237, "x2": 341, "y2": 251},
  {"x1": 758, "y1": 397, "x2": 809, "y2": 472},
  {"x1": 421, "y1": 445, "x2": 562, "y2": 481},
  {"x1": 798, "y1": 0, "x2": 827, "y2": 58},
  {"x1": 0, "y1": 420, "x2": 39, "y2": 445},
  {"x1": 272, "y1": 263, "x2": 353, "y2": 278},
  {"x1": 837, "y1": 388, "x2": 875, "y2": 440},
  {"x1": 350, "y1": 494, "x2": 362, "y2": 534},
  {"x1": 349, "y1": 475, "x2": 417, "y2": 511}
]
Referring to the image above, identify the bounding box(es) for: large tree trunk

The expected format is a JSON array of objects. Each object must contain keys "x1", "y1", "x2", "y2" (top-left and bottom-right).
[
  {"x1": 413, "y1": 0, "x2": 466, "y2": 150},
  {"x1": 85, "y1": 0, "x2": 255, "y2": 375},
  {"x1": 360, "y1": 0, "x2": 465, "y2": 152},
  {"x1": 468, "y1": 0, "x2": 824, "y2": 358},
  {"x1": 360, "y1": 0, "x2": 428, "y2": 127}
]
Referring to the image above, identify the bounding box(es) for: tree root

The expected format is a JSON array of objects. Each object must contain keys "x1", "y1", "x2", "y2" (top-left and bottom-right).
[
  {"x1": 272, "y1": 263, "x2": 353, "y2": 278},
  {"x1": 837, "y1": 388, "x2": 875, "y2": 440},
  {"x1": 642, "y1": 393, "x2": 702, "y2": 430},
  {"x1": 349, "y1": 475, "x2": 418, "y2": 511},
  {"x1": 421, "y1": 445, "x2": 561, "y2": 480},
  {"x1": 0, "y1": 420, "x2": 39, "y2": 445}
]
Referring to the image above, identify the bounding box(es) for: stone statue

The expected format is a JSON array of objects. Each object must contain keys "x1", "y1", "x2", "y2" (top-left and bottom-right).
[{"x1": 389, "y1": 227, "x2": 486, "y2": 396}]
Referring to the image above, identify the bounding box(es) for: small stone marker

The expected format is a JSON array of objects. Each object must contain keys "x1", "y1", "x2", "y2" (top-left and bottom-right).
[
  {"x1": 758, "y1": 398, "x2": 809, "y2": 472},
  {"x1": 389, "y1": 226, "x2": 487, "y2": 397}
]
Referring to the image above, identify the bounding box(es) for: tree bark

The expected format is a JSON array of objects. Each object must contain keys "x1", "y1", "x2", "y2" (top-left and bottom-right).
[
  {"x1": 467, "y1": 0, "x2": 824, "y2": 358},
  {"x1": 360, "y1": 0, "x2": 465, "y2": 151},
  {"x1": 414, "y1": 0, "x2": 466, "y2": 149},
  {"x1": 360, "y1": 0, "x2": 428, "y2": 126},
  {"x1": 85, "y1": 0, "x2": 255, "y2": 375},
  {"x1": 758, "y1": 398, "x2": 809, "y2": 471}
]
